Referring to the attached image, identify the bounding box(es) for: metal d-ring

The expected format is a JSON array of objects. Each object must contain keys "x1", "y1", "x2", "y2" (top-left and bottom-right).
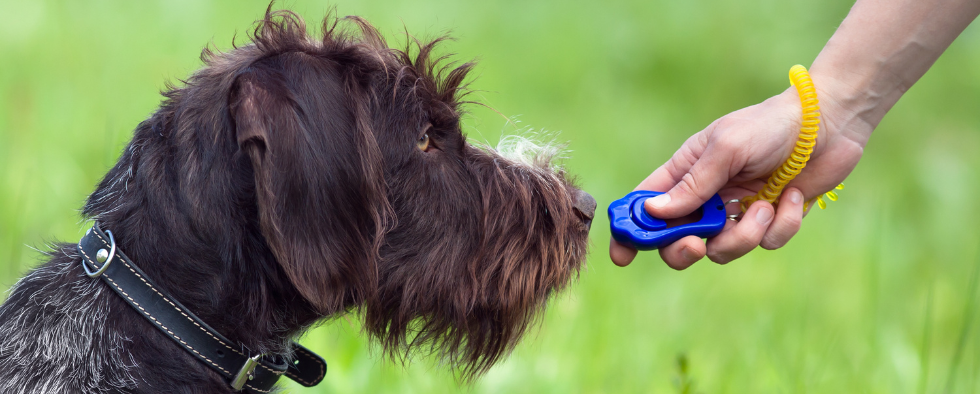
[
  {"x1": 726, "y1": 199, "x2": 742, "y2": 221},
  {"x1": 84, "y1": 229, "x2": 116, "y2": 278}
]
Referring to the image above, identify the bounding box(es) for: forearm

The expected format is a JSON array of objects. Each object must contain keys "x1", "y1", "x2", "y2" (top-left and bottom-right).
[{"x1": 809, "y1": 0, "x2": 980, "y2": 144}]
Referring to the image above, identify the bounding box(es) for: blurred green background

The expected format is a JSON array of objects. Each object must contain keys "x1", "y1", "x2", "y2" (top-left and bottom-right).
[{"x1": 2, "y1": 0, "x2": 980, "y2": 392}]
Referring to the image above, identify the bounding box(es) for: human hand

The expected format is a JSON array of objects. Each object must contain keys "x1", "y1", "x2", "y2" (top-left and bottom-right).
[{"x1": 610, "y1": 76, "x2": 869, "y2": 269}]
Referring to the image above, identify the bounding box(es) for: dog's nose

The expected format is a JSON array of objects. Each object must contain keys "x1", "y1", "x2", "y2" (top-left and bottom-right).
[{"x1": 571, "y1": 188, "x2": 596, "y2": 230}]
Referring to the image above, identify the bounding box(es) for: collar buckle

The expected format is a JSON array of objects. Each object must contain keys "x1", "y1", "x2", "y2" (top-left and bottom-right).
[{"x1": 78, "y1": 223, "x2": 326, "y2": 391}]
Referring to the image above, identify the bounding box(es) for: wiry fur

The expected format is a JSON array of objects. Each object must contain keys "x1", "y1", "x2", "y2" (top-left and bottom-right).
[
  {"x1": 0, "y1": 6, "x2": 593, "y2": 393},
  {"x1": 493, "y1": 134, "x2": 567, "y2": 170},
  {"x1": 0, "y1": 252, "x2": 141, "y2": 394}
]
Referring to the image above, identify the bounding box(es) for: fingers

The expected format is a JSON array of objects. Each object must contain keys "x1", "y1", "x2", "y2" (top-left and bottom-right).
[
  {"x1": 658, "y1": 235, "x2": 706, "y2": 270},
  {"x1": 635, "y1": 132, "x2": 708, "y2": 193},
  {"x1": 705, "y1": 200, "x2": 775, "y2": 264},
  {"x1": 644, "y1": 145, "x2": 733, "y2": 220},
  {"x1": 609, "y1": 236, "x2": 707, "y2": 270},
  {"x1": 655, "y1": 189, "x2": 803, "y2": 267},
  {"x1": 609, "y1": 238, "x2": 639, "y2": 267},
  {"x1": 610, "y1": 235, "x2": 707, "y2": 270},
  {"x1": 634, "y1": 165, "x2": 679, "y2": 193},
  {"x1": 613, "y1": 190, "x2": 807, "y2": 269},
  {"x1": 761, "y1": 188, "x2": 804, "y2": 249}
]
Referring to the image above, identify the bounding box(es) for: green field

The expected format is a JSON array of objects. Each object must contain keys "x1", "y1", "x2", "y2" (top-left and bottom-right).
[{"x1": 2, "y1": 0, "x2": 980, "y2": 392}]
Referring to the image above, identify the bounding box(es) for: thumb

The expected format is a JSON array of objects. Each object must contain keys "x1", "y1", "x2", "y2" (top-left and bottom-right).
[{"x1": 645, "y1": 151, "x2": 732, "y2": 219}]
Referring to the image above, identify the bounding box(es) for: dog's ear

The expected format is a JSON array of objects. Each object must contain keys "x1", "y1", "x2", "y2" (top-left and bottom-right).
[{"x1": 229, "y1": 69, "x2": 385, "y2": 315}]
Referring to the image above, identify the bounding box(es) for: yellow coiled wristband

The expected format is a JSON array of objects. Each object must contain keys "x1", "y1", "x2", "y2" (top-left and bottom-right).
[{"x1": 740, "y1": 65, "x2": 843, "y2": 212}]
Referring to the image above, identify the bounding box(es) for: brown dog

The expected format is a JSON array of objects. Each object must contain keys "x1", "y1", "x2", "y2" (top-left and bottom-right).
[{"x1": 0, "y1": 8, "x2": 594, "y2": 393}]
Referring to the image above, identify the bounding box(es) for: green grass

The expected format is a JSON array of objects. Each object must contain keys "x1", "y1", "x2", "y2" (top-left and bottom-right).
[{"x1": 2, "y1": 0, "x2": 980, "y2": 392}]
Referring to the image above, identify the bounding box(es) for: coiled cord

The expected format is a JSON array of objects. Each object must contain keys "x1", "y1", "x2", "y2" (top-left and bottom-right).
[{"x1": 740, "y1": 65, "x2": 842, "y2": 212}]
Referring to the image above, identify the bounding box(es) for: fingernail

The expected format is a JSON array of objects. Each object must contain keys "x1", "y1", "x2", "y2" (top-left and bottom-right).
[
  {"x1": 681, "y1": 246, "x2": 700, "y2": 262},
  {"x1": 755, "y1": 207, "x2": 774, "y2": 225},
  {"x1": 646, "y1": 194, "x2": 671, "y2": 209},
  {"x1": 789, "y1": 190, "x2": 803, "y2": 204}
]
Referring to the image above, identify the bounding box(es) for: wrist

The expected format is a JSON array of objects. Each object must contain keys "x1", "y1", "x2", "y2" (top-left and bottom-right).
[{"x1": 805, "y1": 67, "x2": 878, "y2": 149}]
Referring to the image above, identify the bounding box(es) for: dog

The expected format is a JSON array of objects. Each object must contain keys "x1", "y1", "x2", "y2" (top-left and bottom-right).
[{"x1": 0, "y1": 8, "x2": 594, "y2": 394}]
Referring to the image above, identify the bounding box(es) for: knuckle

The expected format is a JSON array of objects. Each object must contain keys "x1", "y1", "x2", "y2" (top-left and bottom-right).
[
  {"x1": 760, "y1": 235, "x2": 786, "y2": 250},
  {"x1": 760, "y1": 216, "x2": 802, "y2": 250},
  {"x1": 679, "y1": 144, "x2": 701, "y2": 166},
  {"x1": 733, "y1": 228, "x2": 760, "y2": 248},
  {"x1": 696, "y1": 129, "x2": 711, "y2": 145},
  {"x1": 789, "y1": 219, "x2": 803, "y2": 233},
  {"x1": 709, "y1": 232, "x2": 759, "y2": 264},
  {"x1": 713, "y1": 135, "x2": 740, "y2": 153},
  {"x1": 782, "y1": 213, "x2": 803, "y2": 230},
  {"x1": 706, "y1": 249, "x2": 732, "y2": 265},
  {"x1": 661, "y1": 253, "x2": 689, "y2": 270},
  {"x1": 663, "y1": 159, "x2": 685, "y2": 181},
  {"x1": 677, "y1": 172, "x2": 702, "y2": 198},
  {"x1": 712, "y1": 116, "x2": 736, "y2": 133}
]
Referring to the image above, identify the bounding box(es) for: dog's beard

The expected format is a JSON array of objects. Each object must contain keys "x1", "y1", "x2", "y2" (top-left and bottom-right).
[{"x1": 366, "y1": 134, "x2": 589, "y2": 381}]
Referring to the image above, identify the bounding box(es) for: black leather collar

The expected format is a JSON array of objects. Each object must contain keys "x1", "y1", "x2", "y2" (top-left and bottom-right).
[{"x1": 77, "y1": 223, "x2": 326, "y2": 393}]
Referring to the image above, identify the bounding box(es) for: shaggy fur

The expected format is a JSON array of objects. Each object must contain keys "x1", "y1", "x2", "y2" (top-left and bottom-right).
[{"x1": 0, "y1": 7, "x2": 593, "y2": 393}]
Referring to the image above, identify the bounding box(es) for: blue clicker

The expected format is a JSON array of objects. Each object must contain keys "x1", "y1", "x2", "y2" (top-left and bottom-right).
[{"x1": 608, "y1": 191, "x2": 727, "y2": 250}]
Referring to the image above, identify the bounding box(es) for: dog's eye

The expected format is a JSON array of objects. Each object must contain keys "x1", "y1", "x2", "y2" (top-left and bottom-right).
[{"x1": 417, "y1": 123, "x2": 433, "y2": 152}]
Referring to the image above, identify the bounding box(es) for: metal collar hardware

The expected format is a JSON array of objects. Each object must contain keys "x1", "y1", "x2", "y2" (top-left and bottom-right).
[
  {"x1": 77, "y1": 222, "x2": 327, "y2": 393},
  {"x1": 231, "y1": 355, "x2": 262, "y2": 391},
  {"x1": 82, "y1": 228, "x2": 115, "y2": 278}
]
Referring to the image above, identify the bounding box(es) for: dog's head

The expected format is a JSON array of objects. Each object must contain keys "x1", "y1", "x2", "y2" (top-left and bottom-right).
[{"x1": 85, "y1": 9, "x2": 593, "y2": 378}]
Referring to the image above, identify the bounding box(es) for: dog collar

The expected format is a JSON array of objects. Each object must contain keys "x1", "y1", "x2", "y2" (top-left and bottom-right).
[{"x1": 77, "y1": 223, "x2": 326, "y2": 393}]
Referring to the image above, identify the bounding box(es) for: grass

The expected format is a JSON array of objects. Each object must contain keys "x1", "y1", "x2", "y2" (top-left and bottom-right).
[
  {"x1": 943, "y1": 255, "x2": 980, "y2": 394},
  {"x1": 2, "y1": 0, "x2": 980, "y2": 392}
]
